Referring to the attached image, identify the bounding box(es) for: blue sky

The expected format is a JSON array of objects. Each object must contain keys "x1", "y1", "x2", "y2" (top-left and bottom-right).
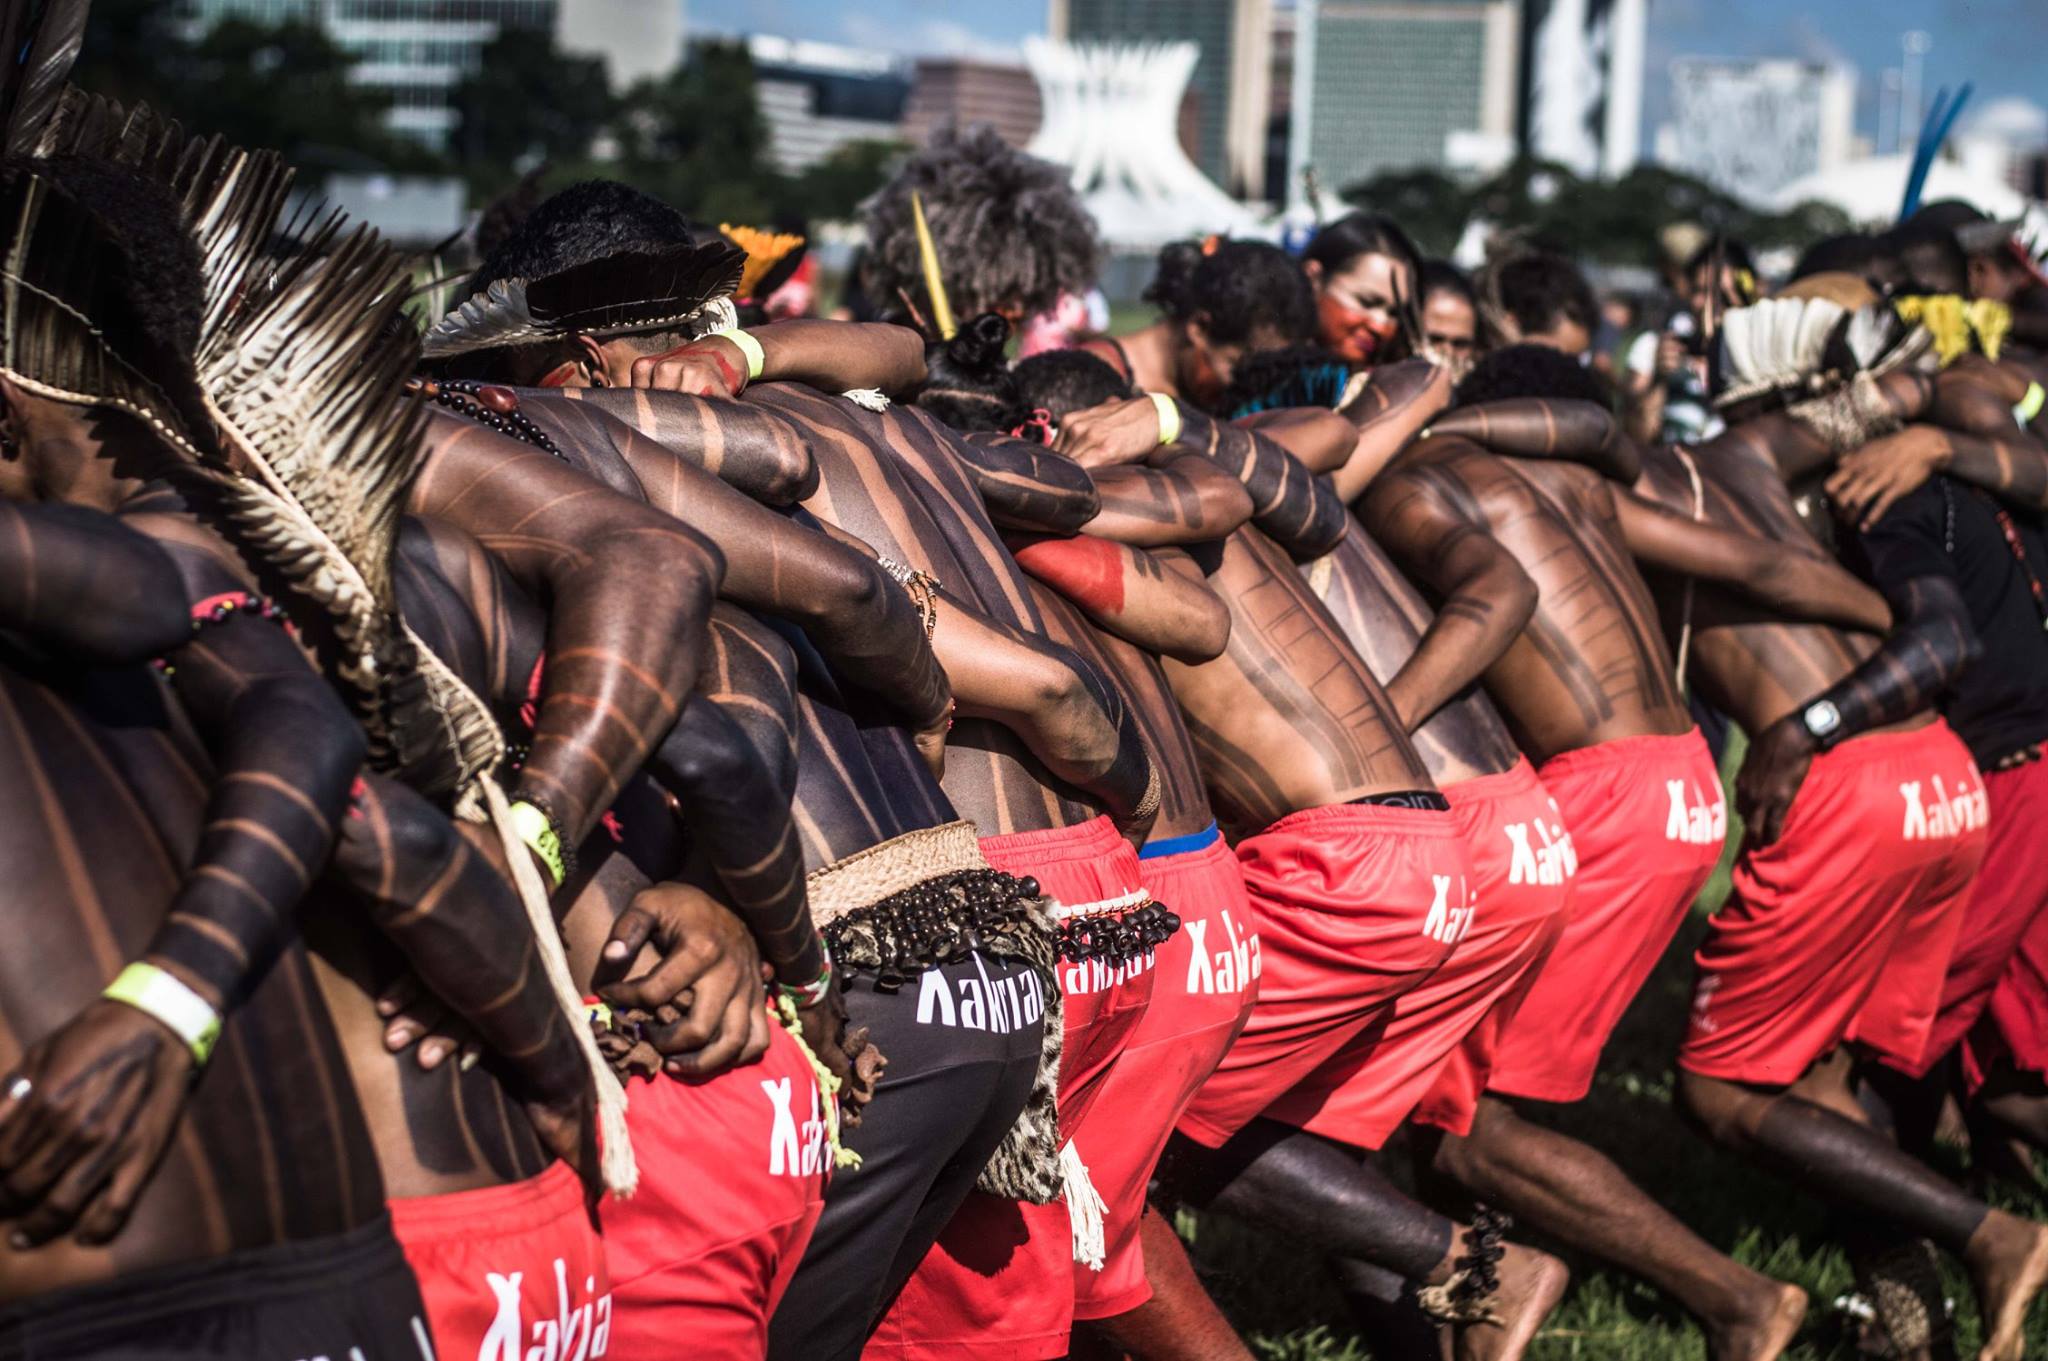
[{"x1": 685, "y1": 0, "x2": 2047, "y2": 146}]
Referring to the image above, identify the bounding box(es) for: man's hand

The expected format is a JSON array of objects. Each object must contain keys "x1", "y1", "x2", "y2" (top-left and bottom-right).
[
  {"x1": 787, "y1": 972, "x2": 877, "y2": 1121},
  {"x1": 0, "y1": 1000, "x2": 195, "y2": 1248},
  {"x1": 373, "y1": 972, "x2": 481, "y2": 1072},
  {"x1": 596, "y1": 883, "x2": 772, "y2": 1078},
  {"x1": 628, "y1": 336, "x2": 745, "y2": 397},
  {"x1": 1057, "y1": 397, "x2": 1163, "y2": 469},
  {"x1": 1826, "y1": 426, "x2": 1948, "y2": 530},
  {"x1": 1736, "y1": 714, "x2": 1818, "y2": 848}
]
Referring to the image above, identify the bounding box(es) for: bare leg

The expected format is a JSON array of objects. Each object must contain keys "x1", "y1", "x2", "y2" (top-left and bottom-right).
[
  {"x1": 1169, "y1": 1123, "x2": 1567, "y2": 1361},
  {"x1": 1679, "y1": 1068, "x2": 2048, "y2": 1361},
  {"x1": 1429, "y1": 1094, "x2": 1806, "y2": 1361},
  {"x1": 1076, "y1": 1204, "x2": 1255, "y2": 1361}
]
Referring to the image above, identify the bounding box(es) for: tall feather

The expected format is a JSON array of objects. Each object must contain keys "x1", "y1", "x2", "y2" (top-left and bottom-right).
[
  {"x1": 0, "y1": 0, "x2": 89, "y2": 155},
  {"x1": 912, "y1": 190, "x2": 957, "y2": 341}
]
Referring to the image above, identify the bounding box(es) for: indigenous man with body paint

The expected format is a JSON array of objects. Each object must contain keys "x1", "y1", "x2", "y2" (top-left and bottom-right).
[{"x1": 1359, "y1": 343, "x2": 1904, "y2": 1359}]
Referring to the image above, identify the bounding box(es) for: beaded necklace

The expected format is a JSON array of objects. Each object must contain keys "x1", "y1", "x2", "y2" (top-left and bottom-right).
[{"x1": 409, "y1": 378, "x2": 566, "y2": 462}]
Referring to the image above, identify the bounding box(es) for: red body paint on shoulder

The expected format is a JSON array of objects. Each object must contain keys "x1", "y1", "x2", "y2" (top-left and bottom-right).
[{"x1": 1011, "y1": 535, "x2": 1126, "y2": 614}]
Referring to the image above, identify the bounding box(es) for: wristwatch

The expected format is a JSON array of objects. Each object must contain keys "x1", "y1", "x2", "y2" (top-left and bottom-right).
[{"x1": 1801, "y1": 699, "x2": 1843, "y2": 749}]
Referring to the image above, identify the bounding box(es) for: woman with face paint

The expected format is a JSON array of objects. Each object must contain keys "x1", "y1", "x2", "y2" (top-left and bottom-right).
[
  {"x1": 1081, "y1": 238, "x2": 1320, "y2": 411},
  {"x1": 1303, "y1": 213, "x2": 1426, "y2": 370}
]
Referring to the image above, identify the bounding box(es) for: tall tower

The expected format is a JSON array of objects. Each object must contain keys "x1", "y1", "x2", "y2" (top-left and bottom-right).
[
  {"x1": 1051, "y1": 0, "x2": 1272, "y2": 198},
  {"x1": 1519, "y1": 0, "x2": 1646, "y2": 178}
]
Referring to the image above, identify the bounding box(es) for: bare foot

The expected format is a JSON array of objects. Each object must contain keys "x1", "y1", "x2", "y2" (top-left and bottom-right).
[
  {"x1": 1965, "y1": 1209, "x2": 2048, "y2": 1361},
  {"x1": 1454, "y1": 1244, "x2": 1568, "y2": 1361},
  {"x1": 1705, "y1": 1278, "x2": 1808, "y2": 1361}
]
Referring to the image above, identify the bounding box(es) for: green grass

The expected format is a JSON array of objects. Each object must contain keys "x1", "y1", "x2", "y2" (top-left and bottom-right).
[{"x1": 1183, "y1": 730, "x2": 2048, "y2": 1358}]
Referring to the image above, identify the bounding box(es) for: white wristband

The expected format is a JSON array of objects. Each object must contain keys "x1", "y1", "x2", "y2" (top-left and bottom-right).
[{"x1": 104, "y1": 963, "x2": 222, "y2": 1064}]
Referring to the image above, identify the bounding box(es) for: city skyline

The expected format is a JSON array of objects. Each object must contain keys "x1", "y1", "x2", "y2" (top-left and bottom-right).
[{"x1": 683, "y1": 0, "x2": 2047, "y2": 152}]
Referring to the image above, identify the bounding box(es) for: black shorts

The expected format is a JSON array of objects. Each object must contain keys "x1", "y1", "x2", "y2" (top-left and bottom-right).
[
  {"x1": 0, "y1": 1217, "x2": 430, "y2": 1360},
  {"x1": 767, "y1": 949, "x2": 1046, "y2": 1361}
]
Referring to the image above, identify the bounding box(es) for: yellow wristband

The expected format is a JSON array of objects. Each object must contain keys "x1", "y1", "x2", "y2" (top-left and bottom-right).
[
  {"x1": 104, "y1": 963, "x2": 221, "y2": 1065},
  {"x1": 1148, "y1": 391, "x2": 1182, "y2": 447},
  {"x1": 509, "y1": 799, "x2": 566, "y2": 888},
  {"x1": 2016, "y1": 381, "x2": 2045, "y2": 427},
  {"x1": 722, "y1": 328, "x2": 766, "y2": 380}
]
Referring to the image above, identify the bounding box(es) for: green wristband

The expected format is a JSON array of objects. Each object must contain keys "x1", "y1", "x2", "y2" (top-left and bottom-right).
[{"x1": 104, "y1": 963, "x2": 221, "y2": 1065}]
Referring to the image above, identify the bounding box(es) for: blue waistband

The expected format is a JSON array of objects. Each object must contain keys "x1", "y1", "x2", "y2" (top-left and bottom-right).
[{"x1": 1139, "y1": 821, "x2": 1220, "y2": 860}]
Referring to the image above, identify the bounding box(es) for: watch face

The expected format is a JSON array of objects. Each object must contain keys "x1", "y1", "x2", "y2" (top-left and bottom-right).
[{"x1": 1805, "y1": 701, "x2": 1841, "y2": 736}]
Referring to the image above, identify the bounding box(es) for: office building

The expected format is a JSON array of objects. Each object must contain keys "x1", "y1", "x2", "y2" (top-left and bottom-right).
[
  {"x1": 180, "y1": 0, "x2": 559, "y2": 148},
  {"x1": 1290, "y1": 1, "x2": 1520, "y2": 193},
  {"x1": 1049, "y1": 0, "x2": 1271, "y2": 197},
  {"x1": 745, "y1": 35, "x2": 911, "y2": 175},
  {"x1": 901, "y1": 58, "x2": 1043, "y2": 150},
  {"x1": 1519, "y1": 0, "x2": 1646, "y2": 178},
  {"x1": 1662, "y1": 57, "x2": 1856, "y2": 200}
]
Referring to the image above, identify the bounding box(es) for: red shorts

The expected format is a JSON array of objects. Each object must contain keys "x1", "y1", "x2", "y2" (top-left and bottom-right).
[
  {"x1": 1680, "y1": 721, "x2": 1985, "y2": 1085},
  {"x1": 1265, "y1": 760, "x2": 1574, "y2": 1145},
  {"x1": 1976, "y1": 759, "x2": 2048, "y2": 1081},
  {"x1": 600, "y1": 1019, "x2": 829, "y2": 1360},
  {"x1": 865, "y1": 815, "x2": 1154, "y2": 1361},
  {"x1": 1072, "y1": 823, "x2": 1261, "y2": 1321},
  {"x1": 1175, "y1": 801, "x2": 1471, "y2": 1148},
  {"x1": 1913, "y1": 755, "x2": 2048, "y2": 1087},
  {"x1": 391, "y1": 1160, "x2": 610, "y2": 1361},
  {"x1": 1412, "y1": 759, "x2": 1576, "y2": 1135},
  {"x1": 1488, "y1": 729, "x2": 1725, "y2": 1104}
]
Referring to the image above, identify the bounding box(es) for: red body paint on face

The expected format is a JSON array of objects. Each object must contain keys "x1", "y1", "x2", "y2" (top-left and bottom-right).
[{"x1": 1011, "y1": 535, "x2": 1126, "y2": 614}]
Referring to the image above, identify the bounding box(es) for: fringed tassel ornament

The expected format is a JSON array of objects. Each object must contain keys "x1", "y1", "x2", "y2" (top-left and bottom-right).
[
  {"x1": 842, "y1": 388, "x2": 890, "y2": 411},
  {"x1": 481, "y1": 775, "x2": 637, "y2": 1197},
  {"x1": 1061, "y1": 1140, "x2": 1108, "y2": 1271},
  {"x1": 772, "y1": 993, "x2": 862, "y2": 1172}
]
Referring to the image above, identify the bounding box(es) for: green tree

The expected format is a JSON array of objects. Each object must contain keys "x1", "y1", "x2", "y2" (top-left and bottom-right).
[
  {"x1": 1339, "y1": 167, "x2": 1473, "y2": 256},
  {"x1": 795, "y1": 139, "x2": 904, "y2": 223},
  {"x1": 613, "y1": 39, "x2": 781, "y2": 224},
  {"x1": 452, "y1": 30, "x2": 614, "y2": 185}
]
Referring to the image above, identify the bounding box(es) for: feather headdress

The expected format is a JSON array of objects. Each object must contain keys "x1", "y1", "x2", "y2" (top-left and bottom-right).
[
  {"x1": 720, "y1": 222, "x2": 806, "y2": 302},
  {"x1": 1714, "y1": 297, "x2": 1848, "y2": 409},
  {"x1": 0, "y1": 0, "x2": 88, "y2": 155},
  {"x1": 420, "y1": 238, "x2": 746, "y2": 359}
]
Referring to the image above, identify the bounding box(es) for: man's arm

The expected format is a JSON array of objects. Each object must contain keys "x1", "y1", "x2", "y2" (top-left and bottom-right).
[
  {"x1": 952, "y1": 430, "x2": 1103, "y2": 533},
  {"x1": 1007, "y1": 534, "x2": 1231, "y2": 663},
  {"x1": 0, "y1": 502, "x2": 190, "y2": 662},
  {"x1": 594, "y1": 415, "x2": 951, "y2": 763},
  {"x1": 1361, "y1": 468, "x2": 1539, "y2": 732},
  {"x1": 937, "y1": 594, "x2": 1158, "y2": 841},
  {"x1": 1738, "y1": 574, "x2": 1977, "y2": 845},
  {"x1": 332, "y1": 772, "x2": 597, "y2": 1187},
  {"x1": 1424, "y1": 398, "x2": 1642, "y2": 484},
  {"x1": 1235, "y1": 408, "x2": 1359, "y2": 474},
  {"x1": 1611, "y1": 487, "x2": 1892, "y2": 633},
  {"x1": 1084, "y1": 454, "x2": 1253, "y2": 547},
  {"x1": 549, "y1": 386, "x2": 820, "y2": 505},
  {"x1": 638, "y1": 319, "x2": 927, "y2": 398},
  {"x1": 1827, "y1": 399, "x2": 2048, "y2": 528},
  {"x1": 0, "y1": 524, "x2": 367, "y2": 1247},
  {"x1": 1054, "y1": 395, "x2": 1348, "y2": 557},
  {"x1": 1329, "y1": 358, "x2": 1453, "y2": 501},
  {"x1": 409, "y1": 418, "x2": 723, "y2": 847}
]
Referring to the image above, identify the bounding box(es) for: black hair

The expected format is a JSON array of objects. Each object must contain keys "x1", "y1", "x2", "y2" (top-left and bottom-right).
[
  {"x1": 1489, "y1": 251, "x2": 1598, "y2": 342},
  {"x1": 1681, "y1": 235, "x2": 1756, "y2": 281},
  {"x1": 1789, "y1": 233, "x2": 1887, "y2": 283},
  {"x1": 1454, "y1": 343, "x2": 1611, "y2": 409},
  {"x1": 27, "y1": 155, "x2": 204, "y2": 366},
  {"x1": 464, "y1": 179, "x2": 692, "y2": 298},
  {"x1": 1888, "y1": 217, "x2": 1969, "y2": 295},
  {"x1": 914, "y1": 312, "x2": 1019, "y2": 432},
  {"x1": 1304, "y1": 212, "x2": 1422, "y2": 289},
  {"x1": 1144, "y1": 238, "x2": 1317, "y2": 346},
  {"x1": 1419, "y1": 259, "x2": 1476, "y2": 309},
  {"x1": 1012, "y1": 349, "x2": 1133, "y2": 422},
  {"x1": 861, "y1": 124, "x2": 1101, "y2": 324},
  {"x1": 1219, "y1": 344, "x2": 1354, "y2": 419}
]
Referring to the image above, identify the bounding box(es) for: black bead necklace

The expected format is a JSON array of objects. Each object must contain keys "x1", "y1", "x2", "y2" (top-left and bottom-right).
[{"x1": 410, "y1": 378, "x2": 566, "y2": 462}]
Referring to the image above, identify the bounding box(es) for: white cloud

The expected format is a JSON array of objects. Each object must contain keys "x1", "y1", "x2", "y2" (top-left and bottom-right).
[
  {"x1": 1965, "y1": 95, "x2": 2048, "y2": 147},
  {"x1": 837, "y1": 11, "x2": 1030, "y2": 63}
]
